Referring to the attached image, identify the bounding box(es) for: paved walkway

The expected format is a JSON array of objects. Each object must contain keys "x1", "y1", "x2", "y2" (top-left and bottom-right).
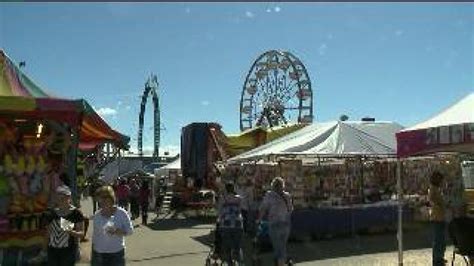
[{"x1": 77, "y1": 198, "x2": 465, "y2": 265}]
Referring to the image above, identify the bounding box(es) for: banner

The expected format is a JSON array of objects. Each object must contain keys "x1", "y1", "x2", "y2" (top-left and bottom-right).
[{"x1": 396, "y1": 123, "x2": 474, "y2": 157}]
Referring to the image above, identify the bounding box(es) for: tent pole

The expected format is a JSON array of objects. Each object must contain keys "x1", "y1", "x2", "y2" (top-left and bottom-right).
[
  {"x1": 69, "y1": 126, "x2": 79, "y2": 206},
  {"x1": 397, "y1": 159, "x2": 403, "y2": 266}
]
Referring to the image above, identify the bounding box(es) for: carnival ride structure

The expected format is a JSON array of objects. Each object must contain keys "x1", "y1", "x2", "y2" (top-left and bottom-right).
[
  {"x1": 138, "y1": 74, "x2": 161, "y2": 159},
  {"x1": 240, "y1": 50, "x2": 313, "y2": 131}
]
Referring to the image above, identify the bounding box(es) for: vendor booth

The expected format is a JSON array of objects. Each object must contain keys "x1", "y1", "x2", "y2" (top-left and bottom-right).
[
  {"x1": 0, "y1": 50, "x2": 129, "y2": 265},
  {"x1": 226, "y1": 120, "x2": 414, "y2": 238},
  {"x1": 396, "y1": 92, "x2": 474, "y2": 265}
]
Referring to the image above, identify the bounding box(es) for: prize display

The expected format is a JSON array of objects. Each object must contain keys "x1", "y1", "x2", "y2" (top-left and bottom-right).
[
  {"x1": 0, "y1": 120, "x2": 71, "y2": 248},
  {"x1": 224, "y1": 154, "x2": 466, "y2": 226}
]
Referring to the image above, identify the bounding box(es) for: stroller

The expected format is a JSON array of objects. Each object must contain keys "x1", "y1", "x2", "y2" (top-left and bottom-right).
[
  {"x1": 251, "y1": 220, "x2": 273, "y2": 266},
  {"x1": 251, "y1": 221, "x2": 294, "y2": 266},
  {"x1": 205, "y1": 222, "x2": 245, "y2": 266}
]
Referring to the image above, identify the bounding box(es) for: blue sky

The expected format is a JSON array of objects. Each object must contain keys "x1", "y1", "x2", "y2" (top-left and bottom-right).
[{"x1": 1, "y1": 3, "x2": 473, "y2": 156}]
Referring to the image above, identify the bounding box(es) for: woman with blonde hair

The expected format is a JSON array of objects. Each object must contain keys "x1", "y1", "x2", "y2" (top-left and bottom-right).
[
  {"x1": 91, "y1": 186, "x2": 133, "y2": 266},
  {"x1": 259, "y1": 177, "x2": 293, "y2": 266}
]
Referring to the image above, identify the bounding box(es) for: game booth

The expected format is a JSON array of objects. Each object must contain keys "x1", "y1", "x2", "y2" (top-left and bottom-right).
[{"x1": 0, "y1": 50, "x2": 129, "y2": 265}]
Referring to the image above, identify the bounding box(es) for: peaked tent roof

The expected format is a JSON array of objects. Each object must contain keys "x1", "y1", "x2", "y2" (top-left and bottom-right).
[
  {"x1": 402, "y1": 93, "x2": 474, "y2": 132},
  {"x1": 161, "y1": 156, "x2": 181, "y2": 170},
  {"x1": 229, "y1": 121, "x2": 404, "y2": 162},
  {"x1": 0, "y1": 50, "x2": 129, "y2": 150},
  {"x1": 396, "y1": 92, "x2": 474, "y2": 157}
]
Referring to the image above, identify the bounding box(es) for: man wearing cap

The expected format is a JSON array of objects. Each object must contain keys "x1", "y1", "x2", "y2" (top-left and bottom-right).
[{"x1": 45, "y1": 185, "x2": 85, "y2": 266}]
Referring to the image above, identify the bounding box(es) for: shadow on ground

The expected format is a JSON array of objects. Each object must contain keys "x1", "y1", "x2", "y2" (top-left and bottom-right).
[
  {"x1": 192, "y1": 223, "x2": 441, "y2": 264},
  {"x1": 145, "y1": 215, "x2": 214, "y2": 231},
  {"x1": 127, "y1": 251, "x2": 210, "y2": 263}
]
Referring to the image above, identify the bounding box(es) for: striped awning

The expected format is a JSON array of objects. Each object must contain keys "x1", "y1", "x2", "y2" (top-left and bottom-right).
[{"x1": 0, "y1": 49, "x2": 129, "y2": 150}]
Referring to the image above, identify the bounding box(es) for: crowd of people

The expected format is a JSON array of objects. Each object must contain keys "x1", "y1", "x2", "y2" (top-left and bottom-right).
[
  {"x1": 215, "y1": 177, "x2": 294, "y2": 266},
  {"x1": 41, "y1": 175, "x2": 155, "y2": 266},
  {"x1": 40, "y1": 174, "x2": 295, "y2": 266},
  {"x1": 40, "y1": 169, "x2": 474, "y2": 266},
  {"x1": 113, "y1": 178, "x2": 151, "y2": 225}
]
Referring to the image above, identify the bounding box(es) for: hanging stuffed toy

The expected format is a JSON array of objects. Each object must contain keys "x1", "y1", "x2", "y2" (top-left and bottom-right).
[
  {"x1": 3, "y1": 153, "x2": 15, "y2": 177},
  {"x1": 0, "y1": 215, "x2": 8, "y2": 233},
  {"x1": 8, "y1": 193, "x2": 24, "y2": 214},
  {"x1": 0, "y1": 122, "x2": 17, "y2": 158},
  {"x1": 33, "y1": 193, "x2": 48, "y2": 212},
  {"x1": 50, "y1": 171, "x2": 62, "y2": 193},
  {"x1": 0, "y1": 165, "x2": 9, "y2": 216},
  {"x1": 29, "y1": 171, "x2": 42, "y2": 196},
  {"x1": 16, "y1": 155, "x2": 29, "y2": 196},
  {"x1": 25, "y1": 152, "x2": 36, "y2": 176},
  {"x1": 25, "y1": 151, "x2": 42, "y2": 195},
  {"x1": 42, "y1": 163, "x2": 52, "y2": 195},
  {"x1": 30, "y1": 155, "x2": 46, "y2": 197},
  {"x1": 24, "y1": 197, "x2": 35, "y2": 214}
]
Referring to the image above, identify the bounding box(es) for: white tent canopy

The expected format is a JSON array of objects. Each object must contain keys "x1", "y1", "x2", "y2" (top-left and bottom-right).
[
  {"x1": 229, "y1": 121, "x2": 404, "y2": 161},
  {"x1": 154, "y1": 156, "x2": 181, "y2": 178},
  {"x1": 161, "y1": 156, "x2": 181, "y2": 170},
  {"x1": 403, "y1": 92, "x2": 474, "y2": 132},
  {"x1": 397, "y1": 92, "x2": 474, "y2": 157}
]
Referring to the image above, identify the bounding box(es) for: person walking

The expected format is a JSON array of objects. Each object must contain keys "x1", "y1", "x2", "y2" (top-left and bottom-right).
[
  {"x1": 259, "y1": 177, "x2": 293, "y2": 266},
  {"x1": 90, "y1": 178, "x2": 104, "y2": 214},
  {"x1": 129, "y1": 179, "x2": 140, "y2": 220},
  {"x1": 139, "y1": 181, "x2": 151, "y2": 225},
  {"x1": 45, "y1": 185, "x2": 85, "y2": 266},
  {"x1": 217, "y1": 181, "x2": 244, "y2": 266},
  {"x1": 116, "y1": 179, "x2": 130, "y2": 211},
  {"x1": 236, "y1": 180, "x2": 253, "y2": 234},
  {"x1": 429, "y1": 171, "x2": 448, "y2": 266},
  {"x1": 91, "y1": 185, "x2": 133, "y2": 266}
]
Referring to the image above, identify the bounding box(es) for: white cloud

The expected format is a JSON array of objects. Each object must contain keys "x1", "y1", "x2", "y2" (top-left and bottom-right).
[
  {"x1": 266, "y1": 8, "x2": 272, "y2": 13},
  {"x1": 201, "y1": 100, "x2": 210, "y2": 106},
  {"x1": 395, "y1": 30, "x2": 404, "y2": 36},
  {"x1": 327, "y1": 34, "x2": 334, "y2": 40},
  {"x1": 185, "y1": 7, "x2": 191, "y2": 14},
  {"x1": 96, "y1": 107, "x2": 118, "y2": 117},
  {"x1": 274, "y1": 6, "x2": 281, "y2": 12},
  {"x1": 117, "y1": 101, "x2": 123, "y2": 106},
  {"x1": 125, "y1": 105, "x2": 131, "y2": 110},
  {"x1": 318, "y1": 43, "x2": 328, "y2": 55},
  {"x1": 245, "y1": 11, "x2": 255, "y2": 18}
]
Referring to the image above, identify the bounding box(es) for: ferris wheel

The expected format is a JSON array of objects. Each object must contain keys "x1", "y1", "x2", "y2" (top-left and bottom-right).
[{"x1": 239, "y1": 50, "x2": 313, "y2": 131}]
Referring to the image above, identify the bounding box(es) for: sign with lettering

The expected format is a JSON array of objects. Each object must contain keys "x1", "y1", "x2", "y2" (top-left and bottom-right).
[{"x1": 397, "y1": 123, "x2": 474, "y2": 157}]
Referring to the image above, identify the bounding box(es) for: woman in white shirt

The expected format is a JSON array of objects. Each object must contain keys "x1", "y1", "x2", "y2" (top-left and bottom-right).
[
  {"x1": 259, "y1": 177, "x2": 293, "y2": 266},
  {"x1": 91, "y1": 186, "x2": 133, "y2": 266}
]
